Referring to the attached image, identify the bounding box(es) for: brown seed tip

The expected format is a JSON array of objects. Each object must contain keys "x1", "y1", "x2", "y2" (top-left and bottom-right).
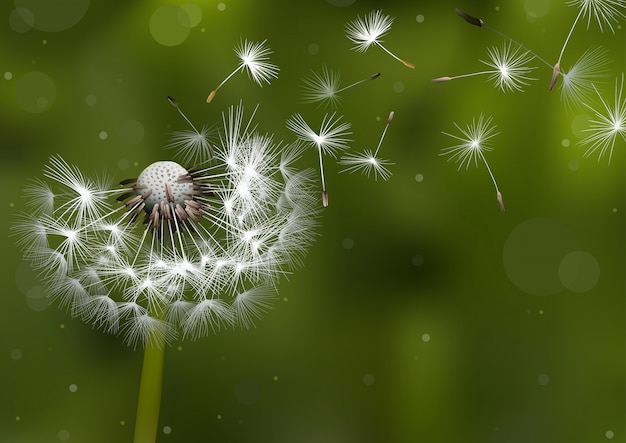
[
  {"x1": 402, "y1": 60, "x2": 416, "y2": 69},
  {"x1": 206, "y1": 90, "x2": 217, "y2": 103},
  {"x1": 455, "y1": 8, "x2": 484, "y2": 27},
  {"x1": 387, "y1": 111, "x2": 395, "y2": 124},
  {"x1": 549, "y1": 62, "x2": 560, "y2": 91},
  {"x1": 431, "y1": 76, "x2": 452, "y2": 83},
  {"x1": 369, "y1": 73, "x2": 382, "y2": 80},
  {"x1": 322, "y1": 190, "x2": 329, "y2": 207},
  {"x1": 496, "y1": 191, "x2": 505, "y2": 212},
  {"x1": 167, "y1": 96, "x2": 178, "y2": 107}
]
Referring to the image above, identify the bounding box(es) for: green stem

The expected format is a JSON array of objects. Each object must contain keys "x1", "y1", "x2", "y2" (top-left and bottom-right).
[{"x1": 133, "y1": 342, "x2": 166, "y2": 443}]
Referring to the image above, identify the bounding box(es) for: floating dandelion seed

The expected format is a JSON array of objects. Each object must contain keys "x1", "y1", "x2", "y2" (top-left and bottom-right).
[
  {"x1": 300, "y1": 66, "x2": 381, "y2": 109},
  {"x1": 165, "y1": 97, "x2": 215, "y2": 165},
  {"x1": 287, "y1": 113, "x2": 352, "y2": 207},
  {"x1": 440, "y1": 114, "x2": 505, "y2": 211},
  {"x1": 579, "y1": 73, "x2": 625, "y2": 163},
  {"x1": 206, "y1": 39, "x2": 279, "y2": 103},
  {"x1": 560, "y1": 46, "x2": 611, "y2": 112},
  {"x1": 551, "y1": 0, "x2": 625, "y2": 90},
  {"x1": 339, "y1": 111, "x2": 395, "y2": 181},
  {"x1": 345, "y1": 10, "x2": 415, "y2": 69},
  {"x1": 432, "y1": 41, "x2": 537, "y2": 92}
]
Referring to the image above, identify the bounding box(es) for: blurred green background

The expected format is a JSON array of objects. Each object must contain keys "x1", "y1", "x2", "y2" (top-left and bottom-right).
[{"x1": 1, "y1": 0, "x2": 624, "y2": 442}]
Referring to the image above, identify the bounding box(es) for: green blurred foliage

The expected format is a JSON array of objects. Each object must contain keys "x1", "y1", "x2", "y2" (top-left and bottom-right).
[{"x1": 1, "y1": 0, "x2": 624, "y2": 442}]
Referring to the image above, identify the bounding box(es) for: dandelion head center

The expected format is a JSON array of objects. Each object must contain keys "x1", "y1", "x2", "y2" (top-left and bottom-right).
[{"x1": 136, "y1": 161, "x2": 194, "y2": 213}]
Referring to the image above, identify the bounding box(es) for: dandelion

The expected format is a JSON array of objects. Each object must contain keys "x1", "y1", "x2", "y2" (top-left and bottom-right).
[
  {"x1": 339, "y1": 111, "x2": 395, "y2": 181},
  {"x1": 432, "y1": 41, "x2": 537, "y2": 93},
  {"x1": 578, "y1": 73, "x2": 625, "y2": 163},
  {"x1": 165, "y1": 96, "x2": 215, "y2": 165},
  {"x1": 287, "y1": 113, "x2": 352, "y2": 207},
  {"x1": 345, "y1": 10, "x2": 415, "y2": 69},
  {"x1": 551, "y1": 0, "x2": 625, "y2": 90},
  {"x1": 13, "y1": 101, "x2": 319, "y2": 443},
  {"x1": 560, "y1": 46, "x2": 611, "y2": 112},
  {"x1": 440, "y1": 114, "x2": 505, "y2": 211},
  {"x1": 206, "y1": 39, "x2": 279, "y2": 103},
  {"x1": 300, "y1": 66, "x2": 381, "y2": 109}
]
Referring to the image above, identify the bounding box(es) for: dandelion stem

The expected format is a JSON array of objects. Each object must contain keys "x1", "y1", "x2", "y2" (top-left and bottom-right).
[
  {"x1": 335, "y1": 73, "x2": 381, "y2": 94},
  {"x1": 479, "y1": 152, "x2": 505, "y2": 211},
  {"x1": 133, "y1": 339, "x2": 166, "y2": 443},
  {"x1": 557, "y1": 7, "x2": 584, "y2": 66},
  {"x1": 168, "y1": 97, "x2": 201, "y2": 133},
  {"x1": 375, "y1": 42, "x2": 415, "y2": 69},
  {"x1": 207, "y1": 65, "x2": 244, "y2": 103},
  {"x1": 316, "y1": 145, "x2": 328, "y2": 206},
  {"x1": 374, "y1": 111, "x2": 394, "y2": 157}
]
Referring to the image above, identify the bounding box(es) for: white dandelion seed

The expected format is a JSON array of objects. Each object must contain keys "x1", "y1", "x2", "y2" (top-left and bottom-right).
[
  {"x1": 432, "y1": 41, "x2": 537, "y2": 93},
  {"x1": 560, "y1": 46, "x2": 612, "y2": 112},
  {"x1": 300, "y1": 66, "x2": 381, "y2": 109},
  {"x1": 551, "y1": 0, "x2": 625, "y2": 90},
  {"x1": 287, "y1": 113, "x2": 352, "y2": 207},
  {"x1": 579, "y1": 73, "x2": 626, "y2": 163},
  {"x1": 206, "y1": 39, "x2": 279, "y2": 103},
  {"x1": 339, "y1": 111, "x2": 395, "y2": 181},
  {"x1": 440, "y1": 114, "x2": 505, "y2": 211},
  {"x1": 345, "y1": 10, "x2": 415, "y2": 69}
]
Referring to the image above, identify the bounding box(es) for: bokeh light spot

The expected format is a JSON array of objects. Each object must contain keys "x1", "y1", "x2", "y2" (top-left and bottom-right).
[
  {"x1": 9, "y1": 8, "x2": 34, "y2": 33},
  {"x1": 180, "y1": 3, "x2": 202, "y2": 27},
  {"x1": 117, "y1": 119, "x2": 144, "y2": 146},
  {"x1": 85, "y1": 94, "x2": 97, "y2": 106},
  {"x1": 15, "y1": 71, "x2": 56, "y2": 113},
  {"x1": 69, "y1": 383, "x2": 78, "y2": 392},
  {"x1": 416, "y1": 14, "x2": 425, "y2": 23},
  {"x1": 363, "y1": 373, "x2": 375, "y2": 386},
  {"x1": 58, "y1": 429, "x2": 70, "y2": 442},
  {"x1": 163, "y1": 426, "x2": 172, "y2": 435},
  {"x1": 558, "y1": 250, "x2": 600, "y2": 293},
  {"x1": 524, "y1": 0, "x2": 550, "y2": 18},
  {"x1": 421, "y1": 333, "x2": 431, "y2": 343},
  {"x1": 393, "y1": 81, "x2": 405, "y2": 93},
  {"x1": 538, "y1": 373, "x2": 549, "y2": 385},
  {"x1": 342, "y1": 237, "x2": 354, "y2": 250},
  {"x1": 14, "y1": 0, "x2": 90, "y2": 32},
  {"x1": 99, "y1": 131, "x2": 108, "y2": 140},
  {"x1": 606, "y1": 430, "x2": 614, "y2": 439},
  {"x1": 415, "y1": 173, "x2": 424, "y2": 182},
  {"x1": 568, "y1": 159, "x2": 580, "y2": 171},
  {"x1": 149, "y1": 5, "x2": 191, "y2": 47},
  {"x1": 503, "y1": 218, "x2": 579, "y2": 296},
  {"x1": 561, "y1": 138, "x2": 570, "y2": 147},
  {"x1": 10, "y1": 348, "x2": 23, "y2": 360},
  {"x1": 217, "y1": 3, "x2": 226, "y2": 11},
  {"x1": 26, "y1": 286, "x2": 49, "y2": 311},
  {"x1": 4, "y1": 72, "x2": 13, "y2": 80},
  {"x1": 308, "y1": 43, "x2": 320, "y2": 55},
  {"x1": 412, "y1": 255, "x2": 424, "y2": 267}
]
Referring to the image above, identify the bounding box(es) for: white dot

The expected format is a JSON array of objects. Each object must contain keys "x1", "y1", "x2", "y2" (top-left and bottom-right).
[
  {"x1": 58, "y1": 429, "x2": 70, "y2": 441},
  {"x1": 421, "y1": 333, "x2": 430, "y2": 343},
  {"x1": 217, "y1": 3, "x2": 226, "y2": 11},
  {"x1": 568, "y1": 159, "x2": 579, "y2": 171},
  {"x1": 416, "y1": 14, "x2": 425, "y2": 23},
  {"x1": 561, "y1": 138, "x2": 570, "y2": 147},
  {"x1": 392, "y1": 81, "x2": 405, "y2": 93},
  {"x1": 10, "y1": 348, "x2": 23, "y2": 360},
  {"x1": 4, "y1": 72, "x2": 13, "y2": 80},
  {"x1": 363, "y1": 373, "x2": 375, "y2": 386},
  {"x1": 69, "y1": 384, "x2": 78, "y2": 392},
  {"x1": 342, "y1": 237, "x2": 354, "y2": 249},
  {"x1": 163, "y1": 426, "x2": 172, "y2": 435},
  {"x1": 606, "y1": 430, "x2": 614, "y2": 439},
  {"x1": 415, "y1": 173, "x2": 424, "y2": 182},
  {"x1": 537, "y1": 374, "x2": 549, "y2": 385},
  {"x1": 412, "y1": 255, "x2": 424, "y2": 267},
  {"x1": 99, "y1": 131, "x2": 108, "y2": 140},
  {"x1": 85, "y1": 94, "x2": 97, "y2": 106}
]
